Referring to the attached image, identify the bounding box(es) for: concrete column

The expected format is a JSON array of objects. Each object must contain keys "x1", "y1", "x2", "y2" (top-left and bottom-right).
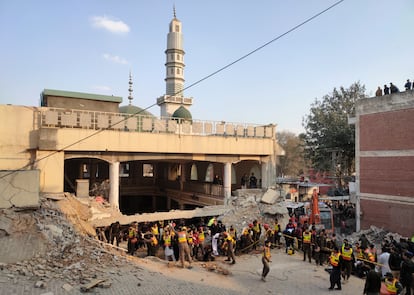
[
  {"x1": 223, "y1": 162, "x2": 232, "y2": 205},
  {"x1": 109, "y1": 161, "x2": 120, "y2": 209},
  {"x1": 167, "y1": 196, "x2": 171, "y2": 210}
]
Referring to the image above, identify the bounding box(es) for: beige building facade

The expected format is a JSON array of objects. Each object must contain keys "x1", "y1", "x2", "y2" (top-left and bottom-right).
[{"x1": 0, "y1": 13, "x2": 284, "y2": 214}]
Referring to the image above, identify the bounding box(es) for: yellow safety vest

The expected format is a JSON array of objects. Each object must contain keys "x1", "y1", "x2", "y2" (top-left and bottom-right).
[
  {"x1": 330, "y1": 252, "x2": 340, "y2": 267},
  {"x1": 198, "y1": 231, "x2": 205, "y2": 242},
  {"x1": 263, "y1": 246, "x2": 271, "y2": 259},
  {"x1": 128, "y1": 228, "x2": 136, "y2": 238},
  {"x1": 151, "y1": 225, "x2": 159, "y2": 235},
  {"x1": 187, "y1": 235, "x2": 194, "y2": 245},
  {"x1": 164, "y1": 235, "x2": 171, "y2": 247},
  {"x1": 385, "y1": 278, "x2": 398, "y2": 294},
  {"x1": 341, "y1": 245, "x2": 353, "y2": 261},
  {"x1": 303, "y1": 232, "x2": 311, "y2": 243},
  {"x1": 151, "y1": 236, "x2": 158, "y2": 246},
  {"x1": 178, "y1": 231, "x2": 187, "y2": 243},
  {"x1": 253, "y1": 224, "x2": 260, "y2": 233},
  {"x1": 274, "y1": 224, "x2": 279, "y2": 232}
]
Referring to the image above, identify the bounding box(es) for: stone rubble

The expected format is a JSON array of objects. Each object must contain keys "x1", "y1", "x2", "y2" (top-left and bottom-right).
[{"x1": 0, "y1": 188, "x2": 408, "y2": 292}]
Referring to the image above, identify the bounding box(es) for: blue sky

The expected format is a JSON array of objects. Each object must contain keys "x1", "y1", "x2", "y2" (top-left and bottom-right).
[{"x1": 1, "y1": 0, "x2": 413, "y2": 134}]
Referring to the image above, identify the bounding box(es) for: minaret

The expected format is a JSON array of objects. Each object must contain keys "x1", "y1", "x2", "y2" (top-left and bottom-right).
[
  {"x1": 157, "y1": 7, "x2": 193, "y2": 118},
  {"x1": 128, "y1": 71, "x2": 133, "y2": 105}
]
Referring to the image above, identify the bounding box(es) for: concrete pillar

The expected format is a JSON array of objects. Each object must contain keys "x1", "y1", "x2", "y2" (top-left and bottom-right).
[
  {"x1": 223, "y1": 162, "x2": 232, "y2": 205},
  {"x1": 109, "y1": 161, "x2": 120, "y2": 209},
  {"x1": 167, "y1": 196, "x2": 171, "y2": 210}
]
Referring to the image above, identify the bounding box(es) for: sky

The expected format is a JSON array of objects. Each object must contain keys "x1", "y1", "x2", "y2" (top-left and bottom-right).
[{"x1": 1, "y1": 0, "x2": 413, "y2": 135}]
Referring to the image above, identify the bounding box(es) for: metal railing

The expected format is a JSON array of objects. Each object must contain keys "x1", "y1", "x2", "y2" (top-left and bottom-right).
[{"x1": 39, "y1": 107, "x2": 275, "y2": 138}]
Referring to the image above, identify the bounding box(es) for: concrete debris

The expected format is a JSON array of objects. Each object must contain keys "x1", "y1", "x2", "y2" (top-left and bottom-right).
[
  {"x1": 0, "y1": 189, "x2": 408, "y2": 293},
  {"x1": 260, "y1": 188, "x2": 278, "y2": 204},
  {"x1": 80, "y1": 278, "x2": 107, "y2": 292},
  {"x1": 201, "y1": 263, "x2": 230, "y2": 275}
]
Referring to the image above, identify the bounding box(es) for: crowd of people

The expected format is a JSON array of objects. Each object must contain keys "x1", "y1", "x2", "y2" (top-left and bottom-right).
[
  {"x1": 96, "y1": 216, "x2": 414, "y2": 294},
  {"x1": 375, "y1": 79, "x2": 413, "y2": 96}
]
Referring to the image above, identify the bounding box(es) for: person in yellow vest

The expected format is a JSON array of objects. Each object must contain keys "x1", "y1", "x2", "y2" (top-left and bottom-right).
[
  {"x1": 251, "y1": 220, "x2": 261, "y2": 250},
  {"x1": 163, "y1": 226, "x2": 175, "y2": 261},
  {"x1": 127, "y1": 222, "x2": 138, "y2": 255},
  {"x1": 341, "y1": 239, "x2": 354, "y2": 282},
  {"x1": 263, "y1": 224, "x2": 273, "y2": 248},
  {"x1": 175, "y1": 225, "x2": 193, "y2": 269},
  {"x1": 273, "y1": 219, "x2": 282, "y2": 248},
  {"x1": 151, "y1": 222, "x2": 159, "y2": 242},
  {"x1": 261, "y1": 240, "x2": 272, "y2": 282},
  {"x1": 222, "y1": 232, "x2": 236, "y2": 264},
  {"x1": 329, "y1": 246, "x2": 343, "y2": 290},
  {"x1": 143, "y1": 232, "x2": 158, "y2": 257},
  {"x1": 382, "y1": 272, "x2": 403, "y2": 295},
  {"x1": 302, "y1": 227, "x2": 312, "y2": 263}
]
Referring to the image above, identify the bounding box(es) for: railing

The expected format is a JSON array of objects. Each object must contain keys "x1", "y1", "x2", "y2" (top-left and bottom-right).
[{"x1": 39, "y1": 107, "x2": 275, "y2": 138}]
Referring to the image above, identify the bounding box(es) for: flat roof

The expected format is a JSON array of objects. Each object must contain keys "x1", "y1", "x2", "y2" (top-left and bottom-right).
[{"x1": 42, "y1": 89, "x2": 122, "y2": 103}]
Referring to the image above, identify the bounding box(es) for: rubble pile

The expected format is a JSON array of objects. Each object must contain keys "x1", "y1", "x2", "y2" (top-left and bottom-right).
[
  {"x1": 0, "y1": 198, "x2": 129, "y2": 286},
  {"x1": 343, "y1": 225, "x2": 405, "y2": 248},
  {"x1": 220, "y1": 188, "x2": 290, "y2": 235}
]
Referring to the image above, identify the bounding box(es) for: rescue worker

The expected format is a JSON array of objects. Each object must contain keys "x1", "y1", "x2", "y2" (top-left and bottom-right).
[
  {"x1": 261, "y1": 240, "x2": 272, "y2": 282},
  {"x1": 251, "y1": 220, "x2": 261, "y2": 250},
  {"x1": 162, "y1": 226, "x2": 175, "y2": 261},
  {"x1": 127, "y1": 222, "x2": 138, "y2": 255},
  {"x1": 109, "y1": 221, "x2": 122, "y2": 247},
  {"x1": 175, "y1": 226, "x2": 193, "y2": 269},
  {"x1": 329, "y1": 246, "x2": 343, "y2": 290},
  {"x1": 240, "y1": 227, "x2": 253, "y2": 253},
  {"x1": 302, "y1": 227, "x2": 312, "y2": 263},
  {"x1": 151, "y1": 222, "x2": 159, "y2": 243},
  {"x1": 143, "y1": 232, "x2": 158, "y2": 256},
  {"x1": 284, "y1": 219, "x2": 296, "y2": 254},
  {"x1": 263, "y1": 224, "x2": 273, "y2": 248},
  {"x1": 383, "y1": 272, "x2": 403, "y2": 295},
  {"x1": 273, "y1": 219, "x2": 282, "y2": 247},
  {"x1": 222, "y1": 232, "x2": 236, "y2": 264},
  {"x1": 341, "y1": 239, "x2": 354, "y2": 282}
]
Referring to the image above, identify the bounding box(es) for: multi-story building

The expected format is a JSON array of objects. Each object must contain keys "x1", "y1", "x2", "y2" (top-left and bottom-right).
[
  {"x1": 352, "y1": 90, "x2": 414, "y2": 237},
  {"x1": 0, "y1": 12, "x2": 283, "y2": 214}
]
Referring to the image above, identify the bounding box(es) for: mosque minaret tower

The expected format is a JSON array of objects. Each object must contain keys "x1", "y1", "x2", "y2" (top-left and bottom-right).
[{"x1": 157, "y1": 7, "x2": 193, "y2": 119}]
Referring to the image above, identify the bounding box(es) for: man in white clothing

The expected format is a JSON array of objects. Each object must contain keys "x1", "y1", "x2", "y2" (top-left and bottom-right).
[{"x1": 376, "y1": 246, "x2": 391, "y2": 278}]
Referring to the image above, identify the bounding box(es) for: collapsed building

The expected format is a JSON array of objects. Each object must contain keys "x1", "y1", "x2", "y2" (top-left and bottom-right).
[{"x1": 0, "y1": 12, "x2": 284, "y2": 219}]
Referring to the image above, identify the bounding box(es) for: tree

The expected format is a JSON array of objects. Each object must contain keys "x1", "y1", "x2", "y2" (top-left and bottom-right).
[
  {"x1": 302, "y1": 82, "x2": 366, "y2": 185},
  {"x1": 276, "y1": 131, "x2": 308, "y2": 177}
]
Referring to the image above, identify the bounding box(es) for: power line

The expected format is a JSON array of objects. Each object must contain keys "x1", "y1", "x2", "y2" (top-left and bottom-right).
[{"x1": 0, "y1": 0, "x2": 346, "y2": 180}]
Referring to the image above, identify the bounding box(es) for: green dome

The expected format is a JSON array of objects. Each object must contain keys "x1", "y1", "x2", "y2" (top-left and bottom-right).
[
  {"x1": 119, "y1": 105, "x2": 154, "y2": 117},
  {"x1": 172, "y1": 106, "x2": 192, "y2": 120}
]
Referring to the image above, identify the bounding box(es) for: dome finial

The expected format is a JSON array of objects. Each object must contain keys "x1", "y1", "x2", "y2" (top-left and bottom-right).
[
  {"x1": 128, "y1": 70, "x2": 133, "y2": 105},
  {"x1": 173, "y1": 4, "x2": 176, "y2": 18}
]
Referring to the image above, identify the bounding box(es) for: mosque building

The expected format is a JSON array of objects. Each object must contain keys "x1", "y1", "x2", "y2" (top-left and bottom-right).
[{"x1": 0, "y1": 11, "x2": 283, "y2": 214}]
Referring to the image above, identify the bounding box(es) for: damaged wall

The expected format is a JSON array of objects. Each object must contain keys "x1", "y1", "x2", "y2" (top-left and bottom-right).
[{"x1": 0, "y1": 170, "x2": 40, "y2": 209}]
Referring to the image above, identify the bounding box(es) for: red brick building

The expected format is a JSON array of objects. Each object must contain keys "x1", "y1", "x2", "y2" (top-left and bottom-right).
[{"x1": 352, "y1": 90, "x2": 414, "y2": 237}]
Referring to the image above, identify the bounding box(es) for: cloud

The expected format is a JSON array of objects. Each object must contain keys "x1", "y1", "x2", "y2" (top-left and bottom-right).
[
  {"x1": 91, "y1": 16, "x2": 130, "y2": 34},
  {"x1": 92, "y1": 85, "x2": 112, "y2": 92},
  {"x1": 102, "y1": 53, "x2": 129, "y2": 65}
]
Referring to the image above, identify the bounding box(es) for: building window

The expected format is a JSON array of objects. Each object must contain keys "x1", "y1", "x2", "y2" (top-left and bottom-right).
[
  {"x1": 143, "y1": 164, "x2": 153, "y2": 177},
  {"x1": 170, "y1": 68, "x2": 174, "y2": 74},
  {"x1": 177, "y1": 54, "x2": 180, "y2": 60},
  {"x1": 175, "y1": 25, "x2": 179, "y2": 32},
  {"x1": 177, "y1": 68, "x2": 180, "y2": 74}
]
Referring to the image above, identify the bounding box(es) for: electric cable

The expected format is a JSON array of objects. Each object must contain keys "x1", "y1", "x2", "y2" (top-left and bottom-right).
[{"x1": 0, "y1": 0, "x2": 346, "y2": 180}]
